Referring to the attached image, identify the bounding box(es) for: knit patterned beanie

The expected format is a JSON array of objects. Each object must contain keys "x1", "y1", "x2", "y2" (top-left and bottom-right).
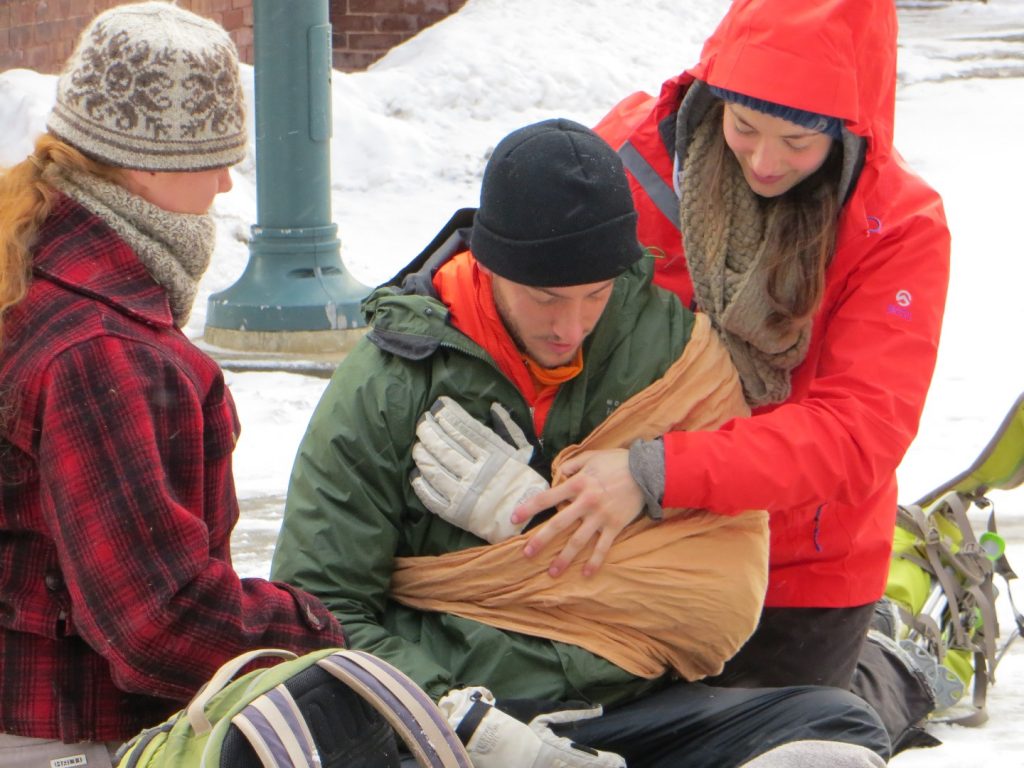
[
  {"x1": 708, "y1": 85, "x2": 843, "y2": 140},
  {"x1": 47, "y1": 1, "x2": 246, "y2": 171},
  {"x1": 471, "y1": 118, "x2": 643, "y2": 288}
]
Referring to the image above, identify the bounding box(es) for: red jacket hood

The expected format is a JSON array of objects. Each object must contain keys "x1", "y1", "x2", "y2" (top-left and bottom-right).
[{"x1": 686, "y1": 0, "x2": 897, "y2": 165}]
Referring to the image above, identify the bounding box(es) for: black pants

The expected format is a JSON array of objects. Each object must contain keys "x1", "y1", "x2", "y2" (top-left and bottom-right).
[
  {"x1": 399, "y1": 681, "x2": 888, "y2": 768},
  {"x1": 557, "y1": 681, "x2": 889, "y2": 768},
  {"x1": 706, "y1": 603, "x2": 877, "y2": 688},
  {"x1": 700, "y1": 603, "x2": 938, "y2": 754}
]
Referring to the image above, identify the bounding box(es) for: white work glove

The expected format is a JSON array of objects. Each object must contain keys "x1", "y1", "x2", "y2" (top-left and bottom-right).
[
  {"x1": 410, "y1": 396, "x2": 549, "y2": 543},
  {"x1": 437, "y1": 686, "x2": 625, "y2": 768},
  {"x1": 739, "y1": 740, "x2": 886, "y2": 767}
]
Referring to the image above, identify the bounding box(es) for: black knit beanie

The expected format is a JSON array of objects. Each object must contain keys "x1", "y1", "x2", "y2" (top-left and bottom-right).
[{"x1": 471, "y1": 118, "x2": 643, "y2": 287}]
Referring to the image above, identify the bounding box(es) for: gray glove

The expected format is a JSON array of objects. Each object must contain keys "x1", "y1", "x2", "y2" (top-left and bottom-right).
[
  {"x1": 437, "y1": 686, "x2": 625, "y2": 768},
  {"x1": 411, "y1": 396, "x2": 549, "y2": 543}
]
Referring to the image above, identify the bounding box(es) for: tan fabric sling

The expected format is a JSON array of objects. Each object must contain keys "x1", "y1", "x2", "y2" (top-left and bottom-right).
[{"x1": 391, "y1": 314, "x2": 769, "y2": 681}]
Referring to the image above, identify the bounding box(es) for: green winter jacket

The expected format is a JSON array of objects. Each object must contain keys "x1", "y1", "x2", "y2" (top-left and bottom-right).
[{"x1": 271, "y1": 238, "x2": 693, "y2": 706}]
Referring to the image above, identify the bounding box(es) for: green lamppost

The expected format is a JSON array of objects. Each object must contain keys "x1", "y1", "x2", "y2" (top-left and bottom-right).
[{"x1": 205, "y1": 0, "x2": 368, "y2": 356}]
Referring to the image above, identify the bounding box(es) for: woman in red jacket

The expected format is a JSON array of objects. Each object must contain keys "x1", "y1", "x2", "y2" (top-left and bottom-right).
[
  {"x1": 0, "y1": 4, "x2": 343, "y2": 764},
  {"x1": 513, "y1": 0, "x2": 950, "y2": 690}
]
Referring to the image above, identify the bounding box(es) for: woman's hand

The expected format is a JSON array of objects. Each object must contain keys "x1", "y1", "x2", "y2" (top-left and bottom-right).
[{"x1": 511, "y1": 448, "x2": 644, "y2": 578}]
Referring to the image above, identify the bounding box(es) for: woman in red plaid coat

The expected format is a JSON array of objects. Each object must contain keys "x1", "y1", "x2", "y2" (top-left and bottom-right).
[{"x1": 0, "y1": 4, "x2": 344, "y2": 764}]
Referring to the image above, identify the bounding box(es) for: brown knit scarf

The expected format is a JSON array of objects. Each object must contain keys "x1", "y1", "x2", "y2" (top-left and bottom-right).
[
  {"x1": 679, "y1": 110, "x2": 812, "y2": 407},
  {"x1": 46, "y1": 166, "x2": 216, "y2": 327}
]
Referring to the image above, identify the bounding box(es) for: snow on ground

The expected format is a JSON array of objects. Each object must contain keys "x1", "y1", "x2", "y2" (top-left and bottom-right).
[{"x1": 3, "y1": 0, "x2": 1024, "y2": 763}]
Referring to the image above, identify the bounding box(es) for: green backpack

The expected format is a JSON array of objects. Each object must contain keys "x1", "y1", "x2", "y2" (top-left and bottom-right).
[
  {"x1": 115, "y1": 647, "x2": 472, "y2": 768},
  {"x1": 884, "y1": 391, "x2": 1024, "y2": 726}
]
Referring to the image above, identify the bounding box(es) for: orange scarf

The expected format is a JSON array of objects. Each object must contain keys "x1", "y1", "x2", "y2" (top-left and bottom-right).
[{"x1": 433, "y1": 251, "x2": 581, "y2": 435}]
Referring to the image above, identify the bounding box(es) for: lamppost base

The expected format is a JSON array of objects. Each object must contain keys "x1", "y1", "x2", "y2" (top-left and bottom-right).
[
  {"x1": 199, "y1": 326, "x2": 366, "y2": 376},
  {"x1": 203, "y1": 325, "x2": 366, "y2": 355},
  {"x1": 204, "y1": 224, "x2": 372, "y2": 354}
]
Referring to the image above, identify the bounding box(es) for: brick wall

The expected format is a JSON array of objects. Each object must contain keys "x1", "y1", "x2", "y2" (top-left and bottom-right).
[
  {"x1": 330, "y1": 0, "x2": 467, "y2": 72},
  {"x1": 1, "y1": 1, "x2": 465, "y2": 76},
  {"x1": 0, "y1": 0, "x2": 254, "y2": 75}
]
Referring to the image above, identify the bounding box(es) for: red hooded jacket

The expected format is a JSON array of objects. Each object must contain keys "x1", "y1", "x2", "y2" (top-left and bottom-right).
[{"x1": 594, "y1": 0, "x2": 950, "y2": 608}]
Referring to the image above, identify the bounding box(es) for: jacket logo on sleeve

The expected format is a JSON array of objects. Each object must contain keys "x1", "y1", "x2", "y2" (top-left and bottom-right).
[{"x1": 887, "y1": 289, "x2": 913, "y2": 321}]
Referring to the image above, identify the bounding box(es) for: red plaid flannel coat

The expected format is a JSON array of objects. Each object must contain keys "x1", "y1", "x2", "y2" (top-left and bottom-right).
[{"x1": 0, "y1": 195, "x2": 344, "y2": 742}]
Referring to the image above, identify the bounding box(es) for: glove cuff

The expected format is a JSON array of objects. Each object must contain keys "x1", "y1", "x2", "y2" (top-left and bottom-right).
[
  {"x1": 628, "y1": 438, "x2": 665, "y2": 521},
  {"x1": 454, "y1": 692, "x2": 494, "y2": 745}
]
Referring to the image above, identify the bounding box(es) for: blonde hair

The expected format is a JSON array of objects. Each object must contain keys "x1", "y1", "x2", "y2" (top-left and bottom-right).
[{"x1": 0, "y1": 134, "x2": 124, "y2": 348}]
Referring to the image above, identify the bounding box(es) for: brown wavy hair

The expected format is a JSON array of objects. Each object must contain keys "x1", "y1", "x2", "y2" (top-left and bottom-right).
[{"x1": 0, "y1": 134, "x2": 124, "y2": 350}]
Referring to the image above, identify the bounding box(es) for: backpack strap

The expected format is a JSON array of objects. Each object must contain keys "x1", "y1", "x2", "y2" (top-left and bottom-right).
[
  {"x1": 618, "y1": 140, "x2": 680, "y2": 228},
  {"x1": 187, "y1": 649, "x2": 299, "y2": 735},
  {"x1": 230, "y1": 684, "x2": 321, "y2": 768},
  {"x1": 894, "y1": 494, "x2": 1019, "y2": 727},
  {"x1": 115, "y1": 721, "x2": 175, "y2": 768},
  {"x1": 896, "y1": 503, "x2": 969, "y2": 655},
  {"x1": 226, "y1": 649, "x2": 471, "y2": 767},
  {"x1": 316, "y1": 650, "x2": 473, "y2": 768}
]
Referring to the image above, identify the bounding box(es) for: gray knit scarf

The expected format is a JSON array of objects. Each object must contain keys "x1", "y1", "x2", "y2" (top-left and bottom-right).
[
  {"x1": 46, "y1": 166, "x2": 216, "y2": 327},
  {"x1": 679, "y1": 110, "x2": 812, "y2": 407}
]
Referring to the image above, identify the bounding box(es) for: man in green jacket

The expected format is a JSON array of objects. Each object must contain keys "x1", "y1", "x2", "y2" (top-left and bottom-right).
[{"x1": 271, "y1": 119, "x2": 889, "y2": 767}]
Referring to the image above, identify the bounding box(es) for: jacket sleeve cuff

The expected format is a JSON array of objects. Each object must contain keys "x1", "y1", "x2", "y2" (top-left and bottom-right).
[
  {"x1": 628, "y1": 438, "x2": 665, "y2": 521},
  {"x1": 279, "y1": 582, "x2": 346, "y2": 643}
]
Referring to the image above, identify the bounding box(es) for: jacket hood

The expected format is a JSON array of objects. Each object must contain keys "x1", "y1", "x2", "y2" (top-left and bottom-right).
[{"x1": 688, "y1": 0, "x2": 897, "y2": 164}]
